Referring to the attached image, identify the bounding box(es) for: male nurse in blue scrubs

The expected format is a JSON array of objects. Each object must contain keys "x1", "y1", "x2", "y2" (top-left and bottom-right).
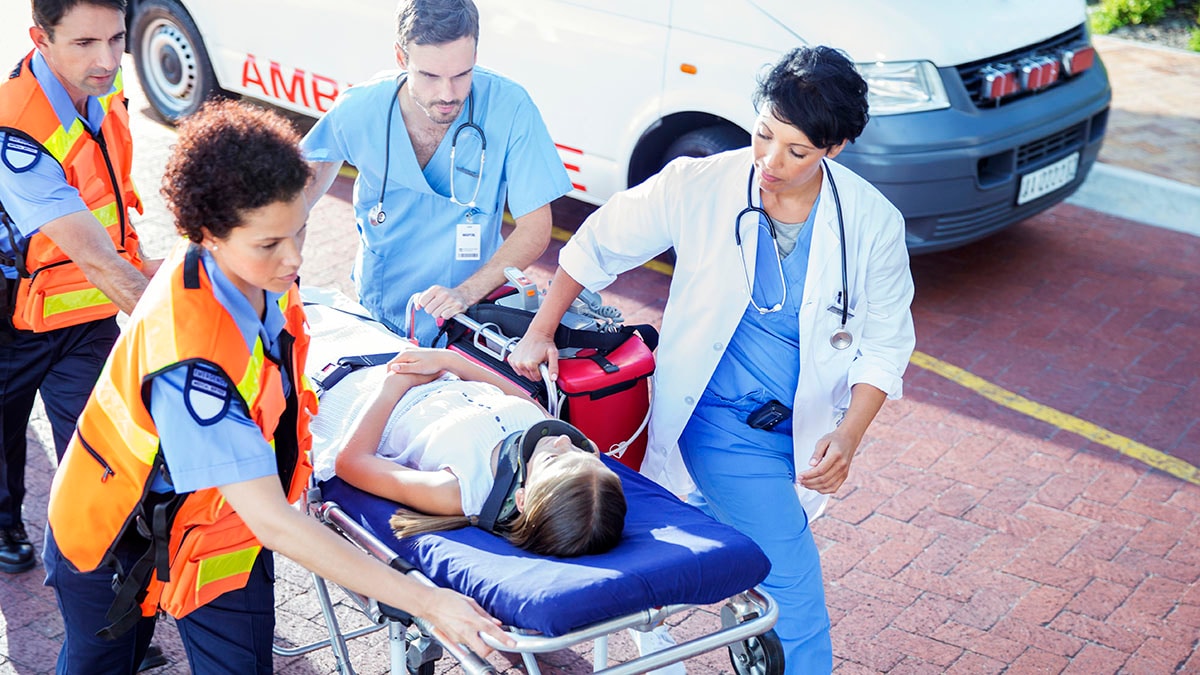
[{"x1": 302, "y1": 0, "x2": 571, "y2": 344}]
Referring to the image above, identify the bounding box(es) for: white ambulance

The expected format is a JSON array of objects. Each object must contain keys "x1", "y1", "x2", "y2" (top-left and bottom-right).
[{"x1": 126, "y1": 0, "x2": 1111, "y2": 253}]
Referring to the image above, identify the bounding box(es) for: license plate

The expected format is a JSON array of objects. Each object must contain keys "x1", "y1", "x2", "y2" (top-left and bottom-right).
[{"x1": 1017, "y1": 152, "x2": 1080, "y2": 205}]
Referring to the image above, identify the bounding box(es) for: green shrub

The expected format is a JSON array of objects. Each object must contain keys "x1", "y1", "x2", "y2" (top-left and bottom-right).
[
  {"x1": 1191, "y1": 7, "x2": 1200, "y2": 51},
  {"x1": 1089, "y1": 0, "x2": 1175, "y2": 34}
]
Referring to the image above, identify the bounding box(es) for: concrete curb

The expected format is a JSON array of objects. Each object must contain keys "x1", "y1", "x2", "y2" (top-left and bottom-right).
[{"x1": 1066, "y1": 161, "x2": 1200, "y2": 238}]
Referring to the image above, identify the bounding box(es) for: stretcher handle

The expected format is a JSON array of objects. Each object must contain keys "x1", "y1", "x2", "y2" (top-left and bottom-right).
[
  {"x1": 318, "y1": 503, "x2": 497, "y2": 674},
  {"x1": 411, "y1": 611, "x2": 497, "y2": 675},
  {"x1": 447, "y1": 313, "x2": 561, "y2": 418}
]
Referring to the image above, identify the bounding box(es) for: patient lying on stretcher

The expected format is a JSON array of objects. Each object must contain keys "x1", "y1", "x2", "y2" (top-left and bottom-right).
[{"x1": 334, "y1": 347, "x2": 627, "y2": 558}]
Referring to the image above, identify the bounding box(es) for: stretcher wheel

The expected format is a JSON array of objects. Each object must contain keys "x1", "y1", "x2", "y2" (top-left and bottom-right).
[
  {"x1": 727, "y1": 629, "x2": 784, "y2": 675},
  {"x1": 407, "y1": 662, "x2": 435, "y2": 675}
]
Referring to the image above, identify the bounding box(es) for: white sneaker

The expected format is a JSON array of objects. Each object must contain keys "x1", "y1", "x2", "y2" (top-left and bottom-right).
[{"x1": 628, "y1": 625, "x2": 688, "y2": 675}]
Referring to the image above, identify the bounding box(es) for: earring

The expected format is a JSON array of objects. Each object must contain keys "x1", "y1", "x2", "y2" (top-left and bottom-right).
[{"x1": 209, "y1": 245, "x2": 219, "y2": 252}]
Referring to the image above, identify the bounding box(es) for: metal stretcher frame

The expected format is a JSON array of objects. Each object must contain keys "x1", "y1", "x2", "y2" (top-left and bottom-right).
[{"x1": 274, "y1": 308, "x2": 783, "y2": 675}]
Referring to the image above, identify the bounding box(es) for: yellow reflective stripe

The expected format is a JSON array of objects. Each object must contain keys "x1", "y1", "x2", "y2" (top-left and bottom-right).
[
  {"x1": 92, "y1": 201, "x2": 119, "y2": 227},
  {"x1": 41, "y1": 117, "x2": 86, "y2": 163},
  {"x1": 92, "y1": 373, "x2": 159, "y2": 465},
  {"x1": 195, "y1": 545, "x2": 261, "y2": 590},
  {"x1": 43, "y1": 286, "x2": 112, "y2": 318},
  {"x1": 236, "y1": 339, "x2": 265, "y2": 404},
  {"x1": 97, "y1": 71, "x2": 123, "y2": 114}
]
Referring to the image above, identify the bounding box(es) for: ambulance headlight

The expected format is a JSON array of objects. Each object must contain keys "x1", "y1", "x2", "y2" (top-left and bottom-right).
[{"x1": 856, "y1": 60, "x2": 950, "y2": 115}]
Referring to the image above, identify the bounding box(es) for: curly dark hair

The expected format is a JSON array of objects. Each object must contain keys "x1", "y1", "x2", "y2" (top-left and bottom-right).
[
  {"x1": 161, "y1": 100, "x2": 311, "y2": 243},
  {"x1": 754, "y1": 46, "x2": 870, "y2": 150}
]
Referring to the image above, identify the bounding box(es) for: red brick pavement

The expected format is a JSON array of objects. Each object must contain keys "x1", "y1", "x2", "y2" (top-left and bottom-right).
[{"x1": 2, "y1": 38, "x2": 1199, "y2": 675}]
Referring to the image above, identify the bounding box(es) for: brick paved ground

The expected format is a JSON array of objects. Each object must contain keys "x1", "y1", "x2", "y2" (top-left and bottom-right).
[{"x1": 1, "y1": 35, "x2": 1198, "y2": 675}]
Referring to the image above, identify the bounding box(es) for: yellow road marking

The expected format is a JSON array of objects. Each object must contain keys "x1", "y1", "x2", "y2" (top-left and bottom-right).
[
  {"x1": 337, "y1": 166, "x2": 1192, "y2": 482},
  {"x1": 909, "y1": 350, "x2": 1198, "y2": 485}
]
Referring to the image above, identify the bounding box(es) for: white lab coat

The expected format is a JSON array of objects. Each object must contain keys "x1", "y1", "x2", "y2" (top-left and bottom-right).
[{"x1": 560, "y1": 147, "x2": 915, "y2": 518}]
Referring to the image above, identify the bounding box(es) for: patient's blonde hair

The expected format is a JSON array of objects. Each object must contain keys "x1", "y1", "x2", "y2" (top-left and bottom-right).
[{"x1": 389, "y1": 457, "x2": 626, "y2": 557}]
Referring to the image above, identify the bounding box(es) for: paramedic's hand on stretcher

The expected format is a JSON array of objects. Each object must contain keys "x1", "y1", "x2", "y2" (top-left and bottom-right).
[
  {"x1": 217, "y1": 477, "x2": 514, "y2": 661},
  {"x1": 416, "y1": 285, "x2": 470, "y2": 321},
  {"x1": 509, "y1": 267, "x2": 587, "y2": 382},
  {"x1": 419, "y1": 588, "x2": 512, "y2": 657}
]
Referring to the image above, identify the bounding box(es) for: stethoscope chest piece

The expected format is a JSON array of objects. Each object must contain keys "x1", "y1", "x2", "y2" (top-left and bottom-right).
[
  {"x1": 368, "y1": 204, "x2": 386, "y2": 226},
  {"x1": 829, "y1": 327, "x2": 853, "y2": 350}
]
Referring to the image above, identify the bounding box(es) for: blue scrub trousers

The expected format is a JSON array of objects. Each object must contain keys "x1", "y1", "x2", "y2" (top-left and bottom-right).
[
  {"x1": 679, "y1": 390, "x2": 832, "y2": 674},
  {"x1": 0, "y1": 317, "x2": 118, "y2": 528},
  {"x1": 44, "y1": 529, "x2": 277, "y2": 674}
]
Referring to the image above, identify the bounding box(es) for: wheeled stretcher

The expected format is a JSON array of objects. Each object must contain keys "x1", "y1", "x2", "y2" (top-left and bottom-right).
[{"x1": 280, "y1": 290, "x2": 783, "y2": 675}]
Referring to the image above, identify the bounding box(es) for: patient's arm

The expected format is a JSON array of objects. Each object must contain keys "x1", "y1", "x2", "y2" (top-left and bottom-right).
[
  {"x1": 389, "y1": 348, "x2": 543, "y2": 405},
  {"x1": 335, "y1": 370, "x2": 464, "y2": 515}
]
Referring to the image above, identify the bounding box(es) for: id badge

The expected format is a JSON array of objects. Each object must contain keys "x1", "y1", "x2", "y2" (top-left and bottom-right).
[{"x1": 456, "y1": 222, "x2": 481, "y2": 261}]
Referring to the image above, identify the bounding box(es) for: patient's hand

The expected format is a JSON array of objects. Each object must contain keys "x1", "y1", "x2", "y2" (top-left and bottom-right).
[
  {"x1": 379, "y1": 368, "x2": 440, "y2": 401},
  {"x1": 388, "y1": 347, "x2": 459, "y2": 377}
]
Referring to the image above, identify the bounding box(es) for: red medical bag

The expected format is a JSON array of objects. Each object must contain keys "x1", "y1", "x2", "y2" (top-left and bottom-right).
[{"x1": 439, "y1": 302, "x2": 657, "y2": 471}]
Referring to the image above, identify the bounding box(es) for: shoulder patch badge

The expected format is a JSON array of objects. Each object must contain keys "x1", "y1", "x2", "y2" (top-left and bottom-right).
[
  {"x1": 1, "y1": 133, "x2": 42, "y2": 173},
  {"x1": 184, "y1": 362, "x2": 232, "y2": 426}
]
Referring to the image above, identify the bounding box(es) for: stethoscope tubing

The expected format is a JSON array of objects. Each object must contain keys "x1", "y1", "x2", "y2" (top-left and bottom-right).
[
  {"x1": 370, "y1": 74, "x2": 485, "y2": 225},
  {"x1": 737, "y1": 158, "x2": 852, "y2": 349}
]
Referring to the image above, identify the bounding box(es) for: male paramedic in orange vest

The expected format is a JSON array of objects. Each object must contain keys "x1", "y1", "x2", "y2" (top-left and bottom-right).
[{"x1": 0, "y1": 0, "x2": 159, "y2": 576}]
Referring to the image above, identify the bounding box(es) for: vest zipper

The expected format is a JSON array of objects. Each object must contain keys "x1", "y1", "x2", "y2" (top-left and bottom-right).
[
  {"x1": 78, "y1": 435, "x2": 115, "y2": 482},
  {"x1": 91, "y1": 130, "x2": 128, "y2": 247}
]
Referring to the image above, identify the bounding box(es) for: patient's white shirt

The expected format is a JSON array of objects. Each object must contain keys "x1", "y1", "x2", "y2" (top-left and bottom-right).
[{"x1": 377, "y1": 379, "x2": 545, "y2": 516}]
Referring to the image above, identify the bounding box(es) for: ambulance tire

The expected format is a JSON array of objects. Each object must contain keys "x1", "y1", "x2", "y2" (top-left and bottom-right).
[
  {"x1": 661, "y1": 125, "x2": 748, "y2": 166},
  {"x1": 131, "y1": 0, "x2": 227, "y2": 123}
]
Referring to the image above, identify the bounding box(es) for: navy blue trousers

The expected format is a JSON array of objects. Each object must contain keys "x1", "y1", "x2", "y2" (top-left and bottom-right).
[
  {"x1": 44, "y1": 530, "x2": 276, "y2": 674},
  {"x1": 0, "y1": 317, "x2": 118, "y2": 528}
]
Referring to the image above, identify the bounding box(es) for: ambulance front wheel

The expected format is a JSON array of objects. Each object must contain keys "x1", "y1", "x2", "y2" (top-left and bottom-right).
[{"x1": 131, "y1": 0, "x2": 226, "y2": 123}]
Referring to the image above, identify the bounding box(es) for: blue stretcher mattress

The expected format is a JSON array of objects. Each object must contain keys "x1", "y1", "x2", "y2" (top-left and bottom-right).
[{"x1": 319, "y1": 458, "x2": 771, "y2": 637}]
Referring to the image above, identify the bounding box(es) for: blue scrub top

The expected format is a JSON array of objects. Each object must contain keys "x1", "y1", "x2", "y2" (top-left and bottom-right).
[
  {"x1": 148, "y1": 249, "x2": 289, "y2": 493},
  {"x1": 301, "y1": 67, "x2": 572, "y2": 343},
  {"x1": 0, "y1": 51, "x2": 109, "y2": 279},
  {"x1": 707, "y1": 198, "x2": 819, "y2": 408}
]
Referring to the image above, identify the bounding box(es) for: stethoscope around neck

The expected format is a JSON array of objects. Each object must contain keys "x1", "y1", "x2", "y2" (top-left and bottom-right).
[
  {"x1": 368, "y1": 74, "x2": 487, "y2": 226},
  {"x1": 735, "y1": 158, "x2": 853, "y2": 350}
]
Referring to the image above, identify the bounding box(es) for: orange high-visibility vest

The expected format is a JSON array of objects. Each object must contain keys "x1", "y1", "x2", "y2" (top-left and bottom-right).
[
  {"x1": 0, "y1": 50, "x2": 143, "y2": 332},
  {"x1": 48, "y1": 242, "x2": 317, "y2": 631}
]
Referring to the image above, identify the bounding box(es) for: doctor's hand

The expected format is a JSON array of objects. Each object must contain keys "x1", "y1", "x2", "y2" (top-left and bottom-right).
[
  {"x1": 798, "y1": 427, "x2": 862, "y2": 494},
  {"x1": 416, "y1": 285, "x2": 469, "y2": 321},
  {"x1": 508, "y1": 331, "x2": 558, "y2": 382},
  {"x1": 419, "y1": 587, "x2": 513, "y2": 657}
]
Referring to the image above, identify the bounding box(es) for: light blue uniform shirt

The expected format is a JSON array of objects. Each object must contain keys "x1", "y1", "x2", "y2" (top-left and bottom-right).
[
  {"x1": 148, "y1": 249, "x2": 289, "y2": 493},
  {"x1": 301, "y1": 67, "x2": 571, "y2": 343},
  {"x1": 707, "y1": 197, "x2": 820, "y2": 407},
  {"x1": 0, "y1": 51, "x2": 110, "y2": 279}
]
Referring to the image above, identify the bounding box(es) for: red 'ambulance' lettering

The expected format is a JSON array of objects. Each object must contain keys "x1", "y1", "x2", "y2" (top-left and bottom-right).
[{"x1": 241, "y1": 54, "x2": 342, "y2": 114}]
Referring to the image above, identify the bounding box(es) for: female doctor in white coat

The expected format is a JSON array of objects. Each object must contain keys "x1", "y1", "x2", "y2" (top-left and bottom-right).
[{"x1": 510, "y1": 46, "x2": 915, "y2": 673}]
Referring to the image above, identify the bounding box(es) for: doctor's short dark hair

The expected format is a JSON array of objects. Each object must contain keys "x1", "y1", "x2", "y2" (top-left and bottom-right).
[
  {"x1": 754, "y1": 46, "x2": 870, "y2": 150},
  {"x1": 32, "y1": 0, "x2": 126, "y2": 39},
  {"x1": 161, "y1": 100, "x2": 311, "y2": 243},
  {"x1": 395, "y1": 0, "x2": 480, "y2": 52}
]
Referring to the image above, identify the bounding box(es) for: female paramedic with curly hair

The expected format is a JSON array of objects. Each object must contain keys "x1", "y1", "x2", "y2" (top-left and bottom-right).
[
  {"x1": 42, "y1": 99, "x2": 512, "y2": 674},
  {"x1": 511, "y1": 47, "x2": 916, "y2": 673}
]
